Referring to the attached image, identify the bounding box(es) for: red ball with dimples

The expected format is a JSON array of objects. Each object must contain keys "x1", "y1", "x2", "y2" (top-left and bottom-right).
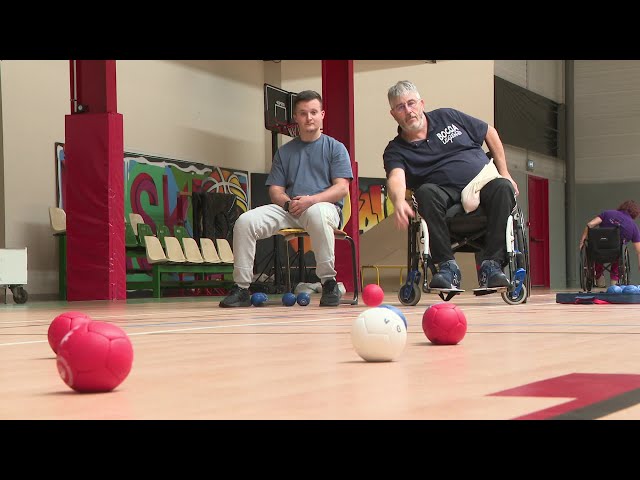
[
  {"x1": 422, "y1": 302, "x2": 467, "y2": 345},
  {"x1": 48, "y1": 311, "x2": 93, "y2": 354},
  {"x1": 56, "y1": 321, "x2": 134, "y2": 393},
  {"x1": 362, "y1": 284, "x2": 385, "y2": 307}
]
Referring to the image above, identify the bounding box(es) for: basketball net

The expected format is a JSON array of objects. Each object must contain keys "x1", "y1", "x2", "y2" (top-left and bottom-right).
[{"x1": 275, "y1": 121, "x2": 299, "y2": 138}]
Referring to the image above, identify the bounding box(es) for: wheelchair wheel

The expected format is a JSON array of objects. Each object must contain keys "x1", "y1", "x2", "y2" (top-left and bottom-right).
[
  {"x1": 398, "y1": 282, "x2": 421, "y2": 306},
  {"x1": 10, "y1": 285, "x2": 28, "y2": 304},
  {"x1": 619, "y1": 246, "x2": 631, "y2": 285},
  {"x1": 579, "y1": 246, "x2": 593, "y2": 292},
  {"x1": 513, "y1": 208, "x2": 531, "y2": 303},
  {"x1": 501, "y1": 284, "x2": 527, "y2": 305}
]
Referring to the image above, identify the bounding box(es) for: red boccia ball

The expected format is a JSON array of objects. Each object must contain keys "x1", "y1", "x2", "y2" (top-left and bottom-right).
[
  {"x1": 362, "y1": 284, "x2": 385, "y2": 307},
  {"x1": 48, "y1": 311, "x2": 93, "y2": 354},
  {"x1": 56, "y1": 321, "x2": 134, "y2": 393},
  {"x1": 422, "y1": 302, "x2": 467, "y2": 345}
]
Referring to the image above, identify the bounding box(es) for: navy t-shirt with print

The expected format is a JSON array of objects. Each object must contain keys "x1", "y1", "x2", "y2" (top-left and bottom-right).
[{"x1": 383, "y1": 108, "x2": 490, "y2": 191}]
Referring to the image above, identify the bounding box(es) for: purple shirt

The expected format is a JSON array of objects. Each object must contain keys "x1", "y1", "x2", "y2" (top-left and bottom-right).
[{"x1": 598, "y1": 210, "x2": 640, "y2": 243}]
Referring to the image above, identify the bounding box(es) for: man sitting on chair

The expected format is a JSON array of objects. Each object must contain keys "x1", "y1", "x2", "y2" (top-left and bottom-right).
[
  {"x1": 219, "y1": 90, "x2": 353, "y2": 308},
  {"x1": 383, "y1": 80, "x2": 518, "y2": 291}
]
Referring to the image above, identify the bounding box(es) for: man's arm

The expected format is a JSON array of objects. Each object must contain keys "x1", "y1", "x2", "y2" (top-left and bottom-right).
[
  {"x1": 268, "y1": 185, "x2": 290, "y2": 210},
  {"x1": 634, "y1": 242, "x2": 640, "y2": 271},
  {"x1": 307, "y1": 177, "x2": 350, "y2": 205},
  {"x1": 387, "y1": 168, "x2": 414, "y2": 230},
  {"x1": 485, "y1": 125, "x2": 519, "y2": 195}
]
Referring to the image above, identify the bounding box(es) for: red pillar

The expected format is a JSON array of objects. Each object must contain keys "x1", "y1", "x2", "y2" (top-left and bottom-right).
[
  {"x1": 321, "y1": 60, "x2": 360, "y2": 293},
  {"x1": 65, "y1": 60, "x2": 126, "y2": 301}
]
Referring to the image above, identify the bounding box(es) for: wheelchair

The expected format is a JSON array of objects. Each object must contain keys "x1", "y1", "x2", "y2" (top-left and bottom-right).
[
  {"x1": 398, "y1": 192, "x2": 531, "y2": 306},
  {"x1": 579, "y1": 226, "x2": 630, "y2": 292}
]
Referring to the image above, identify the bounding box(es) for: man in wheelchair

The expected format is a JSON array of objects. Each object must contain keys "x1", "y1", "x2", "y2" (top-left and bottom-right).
[
  {"x1": 383, "y1": 80, "x2": 520, "y2": 297},
  {"x1": 578, "y1": 200, "x2": 640, "y2": 289}
]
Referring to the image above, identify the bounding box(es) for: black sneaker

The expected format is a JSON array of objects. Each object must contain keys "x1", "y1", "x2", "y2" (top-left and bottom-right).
[
  {"x1": 319, "y1": 279, "x2": 341, "y2": 307},
  {"x1": 219, "y1": 285, "x2": 251, "y2": 307},
  {"x1": 429, "y1": 260, "x2": 462, "y2": 289},
  {"x1": 479, "y1": 260, "x2": 510, "y2": 288}
]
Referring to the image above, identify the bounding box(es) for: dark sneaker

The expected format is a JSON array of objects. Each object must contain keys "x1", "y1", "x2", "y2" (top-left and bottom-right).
[
  {"x1": 319, "y1": 279, "x2": 341, "y2": 307},
  {"x1": 479, "y1": 260, "x2": 510, "y2": 288},
  {"x1": 429, "y1": 260, "x2": 462, "y2": 289},
  {"x1": 219, "y1": 285, "x2": 251, "y2": 307}
]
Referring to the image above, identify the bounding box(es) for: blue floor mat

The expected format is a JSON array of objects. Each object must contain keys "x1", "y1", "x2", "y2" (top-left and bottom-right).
[{"x1": 556, "y1": 292, "x2": 640, "y2": 304}]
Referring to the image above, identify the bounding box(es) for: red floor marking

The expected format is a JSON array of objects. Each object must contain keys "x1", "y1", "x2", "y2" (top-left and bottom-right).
[{"x1": 490, "y1": 373, "x2": 640, "y2": 420}]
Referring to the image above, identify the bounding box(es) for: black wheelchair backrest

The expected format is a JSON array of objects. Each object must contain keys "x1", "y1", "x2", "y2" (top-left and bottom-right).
[{"x1": 587, "y1": 227, "x2": 621, "y2": 263}]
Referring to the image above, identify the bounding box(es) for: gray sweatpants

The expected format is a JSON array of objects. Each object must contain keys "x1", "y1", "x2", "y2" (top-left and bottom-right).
[{"x1": 232, "y1": 202, "x2": 341, "y2": 289}]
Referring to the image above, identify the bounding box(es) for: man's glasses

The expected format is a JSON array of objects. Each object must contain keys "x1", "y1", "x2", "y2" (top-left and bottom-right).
[{"x1": 393, "y1": 98, "x2": 421, "y2": 113}]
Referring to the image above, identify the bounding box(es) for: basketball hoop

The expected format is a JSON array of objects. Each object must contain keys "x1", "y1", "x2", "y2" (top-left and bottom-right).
[
  {"x1": 275, "y1": 120, "x2": 299, "y2": 138},
  {"x1": 286, "y1": 123, "x2": 299, "y2": 137}
]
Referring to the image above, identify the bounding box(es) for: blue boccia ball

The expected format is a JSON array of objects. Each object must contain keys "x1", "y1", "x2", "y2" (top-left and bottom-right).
[
  {"x1": 606, "y1": 285, "x2": 623, "y2": 294},
  {"x1": 622, "y1": 285, "x2": 639, "y2": 294},
  {"x1": 296, "y1": 292, "x2": 311, "y2": 306},
  {"x1": 282, "y1": 292, "x2": 297, "y2": 306},
  {"x1": 379, "y1": 304, "x2": 408, "y2": 329},
  {"x1": 251, "y1": 292, "x2": 268, "y2": 306}
]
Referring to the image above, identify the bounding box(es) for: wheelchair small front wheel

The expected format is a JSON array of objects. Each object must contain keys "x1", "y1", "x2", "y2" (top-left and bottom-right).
[
  {"x1": 398, "y1": 283, "x2": 421, "y2": 306},
  {"x1": 501, "y1": 284, "x2": 527, "y2": 305},
  {"x1": 10, "y1": 285, "x2": 28, "y2": 304}
]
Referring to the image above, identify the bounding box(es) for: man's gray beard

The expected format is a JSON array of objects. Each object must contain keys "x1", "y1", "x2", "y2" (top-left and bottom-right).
[{"x1": 403, "y1": 116, "x2": 423, "y2": 132}]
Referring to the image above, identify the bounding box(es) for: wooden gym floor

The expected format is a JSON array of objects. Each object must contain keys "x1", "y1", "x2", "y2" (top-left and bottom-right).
[{"x1": 3, "y1": 288, "x2": 640, "y2": 420}]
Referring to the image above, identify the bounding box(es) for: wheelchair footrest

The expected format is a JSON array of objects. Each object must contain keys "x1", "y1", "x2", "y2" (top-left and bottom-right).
[
  {"x1": 429, "y1": 287, "x2": 464, "y2": 302},
  {"x1": 472, "y1": 287, "x2": 508, "y2": 296}
]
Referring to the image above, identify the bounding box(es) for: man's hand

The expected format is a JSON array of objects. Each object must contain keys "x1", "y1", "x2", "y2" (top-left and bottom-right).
[
  {"x1": 393, "y1": 200, "x2": 415, "y2": 230},
  {"x1": 502, "y1": 173, "x2": 519, "y2": 196},
  {"x1": 289, "y1": 195, "x2": 315, "y2": 217}
]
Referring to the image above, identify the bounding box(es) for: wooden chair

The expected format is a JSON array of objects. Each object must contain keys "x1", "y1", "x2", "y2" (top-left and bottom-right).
[
  {"x1": 278, "y1": 228, "x2": 358, "y2": 305},
  {"x1": 276, "y1": 195, "x2": 358, "y2": 305}
]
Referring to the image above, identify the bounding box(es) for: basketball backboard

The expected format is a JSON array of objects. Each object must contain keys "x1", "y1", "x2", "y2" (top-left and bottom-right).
[{"x1": 264, "y1": 84, "x2": 299, "y2": 137}]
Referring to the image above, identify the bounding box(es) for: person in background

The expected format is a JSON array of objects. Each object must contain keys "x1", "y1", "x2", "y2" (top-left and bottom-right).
[
  {"x1": 219, "y1": 90, "x2": 353, "y2": 308},
  {"x1": 579, "y1": 200, "x2": 640, "y2": 287}
]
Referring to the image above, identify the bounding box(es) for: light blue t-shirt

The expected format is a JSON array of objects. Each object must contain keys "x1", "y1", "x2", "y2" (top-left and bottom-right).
[{"x1": 266, "y1": 134, "x2": 353, "y2": 209}]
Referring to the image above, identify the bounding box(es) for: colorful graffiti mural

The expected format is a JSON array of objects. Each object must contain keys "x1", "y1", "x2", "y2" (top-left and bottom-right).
[
  {"x1": 55, "y1": 142, "x2": 250, "y2": 236},
  {"x1": 358, "y1": 177, "x2": 394, "y2": 234},
  {"x1": 55, "y1": 142, "x2": 396, "y2": 278}
]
